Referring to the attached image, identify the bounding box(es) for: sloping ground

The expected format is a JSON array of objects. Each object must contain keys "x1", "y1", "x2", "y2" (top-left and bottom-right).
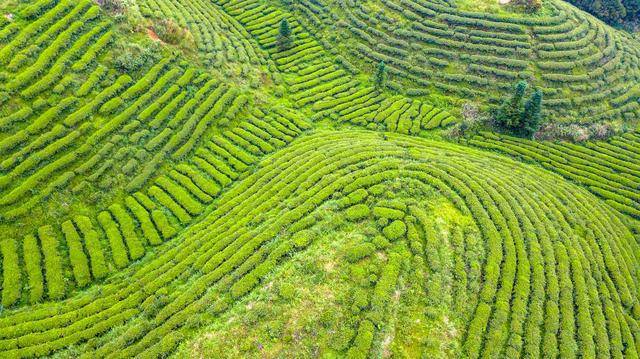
[
  {"x1": 0, "y1": 0, "x2": 300, "y2": 304},
  {"x1": 289, "y1": 0, "x2": 640, "y2": 125},
  {"x1": 137, "y1": 0, "x2": 272, "y2": 73},
  {"x1": 0, "y1": 0, "x2": 455, "y2": 308},
  {"x1": 0, "y1": 131, "x2": 638, "y2": 358},
  {"x1": 141, "y1": 0, "x2": 458, "y2": 130},
  {"x1": 0, "y1": 0, "x2": 639, "y2": 358},
  {"x1": 469, "y1": 131, "x2": 640, "y2": 219}
]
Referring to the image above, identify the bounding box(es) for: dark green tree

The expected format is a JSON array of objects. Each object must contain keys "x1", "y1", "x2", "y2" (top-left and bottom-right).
[
  {"x1": 521, "y1": 88, "x2": 543, "y2": 138},
  {"x1": 277, "y1": 18, "x2": 293, "y2": 51},
  {"x1": 495, "y1": 80, "x2": 528, "y2": 129},
  {"x1": 373, "y1": 61, "x2": 387, "y2": 89},
  {"x1": 568, "y1": 0, "x2": 638, "y2": 25}
]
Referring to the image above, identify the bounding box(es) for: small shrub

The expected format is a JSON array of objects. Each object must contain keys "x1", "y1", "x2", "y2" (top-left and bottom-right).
[
  {"x1": 97, "y1": 0, "x2": 127, "y2": 14},
  {"x1": 382, "y1": 220, "x2": 406, "y2": 240},
  {"x1": 278, "y1": 283, "x2": 296, "y2": 299},
  {"x1": 345, "y1": 242, "x2": 377, "y2": 263},
  {"x1": 152, "y1": 19, "x2": 193, "y2": 47},
  {"x1": 345, "y1": 204, "x2": 370, "y2": 221},
  {"x1": 113, "y1": 42, "x2": 160, "y2": 73}
]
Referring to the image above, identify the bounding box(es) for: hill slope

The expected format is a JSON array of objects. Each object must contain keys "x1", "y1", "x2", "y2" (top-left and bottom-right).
[
  {"x1": 0, "y1": 0, "x2": 638, "y2": 358},
  {"x1": 1, "y1": 131, "x2": 638, "y2": 358},
  {"x1": 288, "y1": 0, "x2": 640, "y2": 126}
]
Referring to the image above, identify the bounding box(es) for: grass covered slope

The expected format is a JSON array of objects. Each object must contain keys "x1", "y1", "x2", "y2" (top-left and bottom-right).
[
  {"x1": 289, "y1": 0, "x2": 640, "y2": 126},
  {"x1": 1, "y1": 131, "x2": 639, "y2": 357}
]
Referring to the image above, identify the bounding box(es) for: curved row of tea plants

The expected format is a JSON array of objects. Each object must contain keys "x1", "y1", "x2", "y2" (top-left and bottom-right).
[
  {"x1": 0, "y1": 130, "x2": 637, "y2": 358},
  {"x1": 289, "y1": 0, "x2": 640, "y2": 125},
  {"x1": 216, "y1": 0, "x2": 458, "y2": 132},
  {"x1": 468, "y1": 131, "x2": 640, "y2": 219}
]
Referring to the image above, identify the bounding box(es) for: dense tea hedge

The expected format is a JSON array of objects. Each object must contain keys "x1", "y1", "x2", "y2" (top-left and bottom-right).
[
  {"x1": 0, "y1": 1, "x2": 638, "y2": 357},
  {"x1": 469, "y1": 131, "x2": 640, "y2": 218},
  {"x1": 0, "y1": 131, "x2": 636, "y2": 358},
  {"x1": 289, "y1": 0, "x2": 640, "y2": 125}
]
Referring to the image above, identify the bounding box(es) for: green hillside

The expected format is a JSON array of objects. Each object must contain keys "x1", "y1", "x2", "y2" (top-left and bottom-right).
[
  {"x1": 288, "y1": 0, "x2": 640, "y2": 126},
  {"x1": 0, "y1": 0, "x2": 638, "y2": 358}
]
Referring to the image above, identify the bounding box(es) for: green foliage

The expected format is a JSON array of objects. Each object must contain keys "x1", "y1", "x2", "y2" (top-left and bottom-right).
[
  {"x1": 292, "y1": 230, "x2": 313, "y2": 248},
  {"x1": 98, "y1": 211, "x2": 130, "y2": 269},
  {"x1": 109, "y1": 204, "x2": 145, "y2": 260},
  {"x1": 38, "y1": 226, "x2": 65, "y2": 300},
  {"x1": 512, "y1": 0, "x2": 542, "y2": 12},
  {"x1": 346, "y1": 320, "x2": 375, "y2": 358},
  {"x1": 1, "y1": 239, "x2": 21, "y2": 308},
  {"x1": 345, "y1": 242, "x2": 377, "y2": 263},
  {"x1": 521, "y1": 88, "x2": 543, "y2": 138},
  {"x1": 568, "y1": 0, "x2": 639, "y2": 25},
  {"x1": 61, "y1": 220, "x2": 92, "y2": 287},
  {"x1": 494, "y1": 81, "x2": 544, "y2": 138},
  {"x1": 125, "y1": 196, "x2": 163, "y2": 246},
  {"x1": 75, "y1": 216, "x2": 109, "y2": 280},
  {"x1": 345, "y1": 204, "x2": 370, "y2": 221},
  {"x1": 382, "y1": 220, "x2": 407, "y2": 240},
  {"x1": 22, "y1": 235, "x2": 44, "y2": 303},
  {"x1": 151, "y1": 210, "x2": 177, "y2": 240},
  {"x1": 97, "y1": 0, "x2": 127, "y2": 14},
  {"x1": 277, "y1": 18, "x2": 293, "y2": 51},
  {"x1": 113, "y1": 42, "x2": 160, "y2": 72},
  {"x1": 495, "y1": 80, "x2": 527, "y2": 129},
  {"x1": 372, "y1": 206, "x2": 404, "y2": 220},
  {"x1": 20, "y1": 0, "x2": 57, "y2": 19},
  {"x1": 373, "y1": 61, "x2": 387, "y2": 89},
  {"x1": 152, "y1": 19, "x2": 193, "y2": 47}
]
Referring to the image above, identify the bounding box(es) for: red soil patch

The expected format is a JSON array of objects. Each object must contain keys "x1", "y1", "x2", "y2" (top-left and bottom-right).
[{"x1": 146, "y1": 27, "x2": 162, "y2": 42}]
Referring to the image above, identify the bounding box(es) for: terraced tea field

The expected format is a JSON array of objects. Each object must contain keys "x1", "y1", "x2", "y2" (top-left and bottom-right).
[{"x1": 0, "y1": 0, "x2": 638, "y2": 357}]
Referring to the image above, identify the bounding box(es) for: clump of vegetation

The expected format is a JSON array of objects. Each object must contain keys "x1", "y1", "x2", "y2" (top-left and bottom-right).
[
  {"x1": 96, "y1": 0, "x2": 127, "y2": 14},
  {"x1": 345, "y1": 204, "x2": 370, "y2": 221},
  {"x1": 512, "y1": 0, "x2": 542, "y2": 12},
  {"x1": 152, "y1": 19, "x2": 193, "y2": 47},
  {"x1": 382, "y1": 220, "x2": 406, "y2": 240},
  {"x1": 568, "y1": 0, "x2": 639, "y2": 27},
  {"x1": 276, "y1": 18, "x2": 293, "y2": 51},
  {"x1": 446, "y1": 102, "x2": 489, "y2": 138},
  {"x1": 373, "y1": 61, "x2": 387, "y2": 89},
  {"x1": 112, "y1": 42, "x2": 160, "y2": 72},
  {"x1": 493, "y1": 80, "x2": 544, "y2": 138},
  {"x1": 535, "y1": 122, "x2": 619, "y2": 141}
]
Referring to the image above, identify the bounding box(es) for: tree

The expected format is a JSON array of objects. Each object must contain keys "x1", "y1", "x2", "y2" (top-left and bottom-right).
[
  {"x1": 495, "y1": 80, "x2": 528, "y2": 129},
  {"x1": 567, "y1": 0, "x2": 638, "y2": 25},
  {"x1": 277, "y1": 18, "x2": 293, "y2": 51},
  {"x1": 521, "y1": 89, "x2": 543, "y2": 138},
  {"x1": 373, "y1": 61, "x2": 387, "y2": 89},
  {"x1": 493, "y1": 80, "x2": 544, "y2": 138}
]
